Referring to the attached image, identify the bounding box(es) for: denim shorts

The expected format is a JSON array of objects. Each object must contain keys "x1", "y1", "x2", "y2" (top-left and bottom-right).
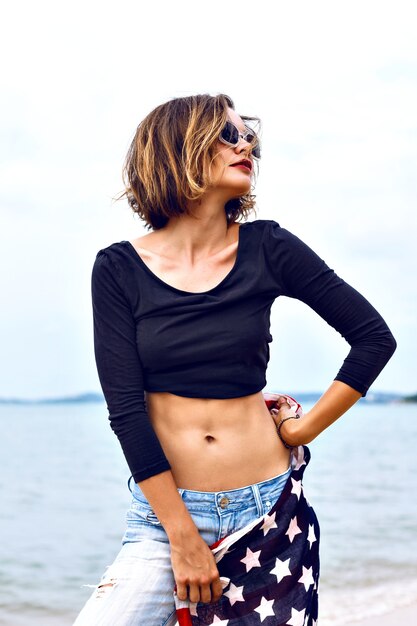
[
  {"x1": 73, "y1": 465, "x2": 292, "y2": 626},
  {"x1": 124, "y1": 466, "x2": 292, "y2": 547}
]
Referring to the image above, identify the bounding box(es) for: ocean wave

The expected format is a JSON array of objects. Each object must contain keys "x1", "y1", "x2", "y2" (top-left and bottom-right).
[{"x1": 319, "y1": 577, "x2": 417, "y2": 625}]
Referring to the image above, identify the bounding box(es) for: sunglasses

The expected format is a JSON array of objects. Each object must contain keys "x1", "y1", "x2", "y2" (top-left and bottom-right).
[{"x1": 219, "y1": 121, "x2": 261, "y2": 159}]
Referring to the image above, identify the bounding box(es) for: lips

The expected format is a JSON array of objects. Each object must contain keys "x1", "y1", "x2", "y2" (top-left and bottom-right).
[{"x1": 230, "y1": 159, "x2": 252, "y2": 171}]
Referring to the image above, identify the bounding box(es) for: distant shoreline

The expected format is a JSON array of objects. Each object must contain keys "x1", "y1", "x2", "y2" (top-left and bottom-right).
[{"x1": 0, "y1": 390, "x2": 415, "y2": 405}]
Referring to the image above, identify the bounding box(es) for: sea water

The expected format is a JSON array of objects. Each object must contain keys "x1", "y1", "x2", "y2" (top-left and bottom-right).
[{"x1": 0, "y1": 400, "x2": 416, "y2": 625}]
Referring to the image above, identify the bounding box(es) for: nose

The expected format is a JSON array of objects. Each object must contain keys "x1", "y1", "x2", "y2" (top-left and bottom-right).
[{"x1": 235, "y1": 137, "x2": 252, "y2": 156}]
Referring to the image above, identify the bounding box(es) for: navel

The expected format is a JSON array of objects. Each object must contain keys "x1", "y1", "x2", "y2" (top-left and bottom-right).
[{"x1": 205, "y1": 434, "x2": 216, "y2": 443}]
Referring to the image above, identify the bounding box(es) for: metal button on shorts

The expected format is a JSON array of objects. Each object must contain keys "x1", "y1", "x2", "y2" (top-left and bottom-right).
[{"x1": 219, "y1": 496, "x2": 230, "y2": 509}]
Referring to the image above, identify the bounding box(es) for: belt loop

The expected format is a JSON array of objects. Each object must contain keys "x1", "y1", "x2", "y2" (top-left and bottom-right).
[
  {"x1": 127, "y1": 475, "x2": 134, "y2": 493},
  {"x1": 251, "y1": 484, "x2": 264, "y2": 517}
]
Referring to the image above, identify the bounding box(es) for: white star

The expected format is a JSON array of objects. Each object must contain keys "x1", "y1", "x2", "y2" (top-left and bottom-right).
[
  {"x1": 298, "y1": 565, "x2": 315, "y2": 591},
  {"x1": 254, "y1": 596, "x2": 275, "y2": 622},
  {"x1": 224, "y1": 582, "x2": 244, "y2": 606},
  {"x1": 290, "y1": 478, "x2": 303, "y2": 500},
  {"x1": 240, "y1": 547, "x2": 261, "y2": 572},
  {"x1": 260, "y1": 511, "x2": 277, "y2": 535},
  {"x1": 307, "y1": 524, "x2": 317, "y2": 548},
  {"x1": 270, "y1": 557, "x2": 292, "y2": 583},
  {"x1": 209, "y1": 617, "x2": 229, "y2": 625},
  {"x1": 286, "y1": 606, "x2": 306, "y2": 626},
  {"x1": 285, "y1": 516, "x2": 302, "y2": 543}
]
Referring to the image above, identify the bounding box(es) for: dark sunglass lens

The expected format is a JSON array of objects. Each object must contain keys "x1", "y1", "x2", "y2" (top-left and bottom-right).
[
  {"x1": 220, "y1": 121, "x2": 239, "y2": 145},
  {"x1": 244, "y1": 128, "x2": 261, "y2": 159},
  {"x1": 252, "y1": 143, "x2": 261, "y2": 159}
]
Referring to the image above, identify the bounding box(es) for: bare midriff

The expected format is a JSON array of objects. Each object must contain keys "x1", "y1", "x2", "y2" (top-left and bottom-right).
[
  {"x1": 145, "y1": 390, "x2": 291, "y2": 491},
  {"x1": 133, "y1": 221, "x2": 290, "y2": 491}
]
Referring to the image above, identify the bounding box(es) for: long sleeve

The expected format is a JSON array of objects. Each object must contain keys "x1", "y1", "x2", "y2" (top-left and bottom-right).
[
  {"x1": 91, "y1": 249, "x2": 171, "y2": 482},
  {"x1": 266, "y1": 222, "x2": 397, "y2": 396}
]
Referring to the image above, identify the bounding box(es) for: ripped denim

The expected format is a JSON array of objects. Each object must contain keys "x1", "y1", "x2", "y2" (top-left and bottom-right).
[{"x1": 72, "y1": 465, "x2": 292, "y2": 626}]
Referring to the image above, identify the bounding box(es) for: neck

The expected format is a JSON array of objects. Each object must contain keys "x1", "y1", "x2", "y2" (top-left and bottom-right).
[{"x1": 161, "y1": 193, "x2": 236, "y2": 262}]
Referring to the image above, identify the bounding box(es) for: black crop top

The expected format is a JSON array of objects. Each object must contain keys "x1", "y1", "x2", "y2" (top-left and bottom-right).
[{"x1": 91, "y1": 219, "x2": 396, "y2": 482}]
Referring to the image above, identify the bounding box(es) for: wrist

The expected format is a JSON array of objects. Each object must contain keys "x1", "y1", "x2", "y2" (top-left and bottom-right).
[
  {"x1": 278, "y1": 413, "x2": 306, "y2": 447},
  {"x1": 164, "y1": 511, "x2": 200, "y2": 544}
]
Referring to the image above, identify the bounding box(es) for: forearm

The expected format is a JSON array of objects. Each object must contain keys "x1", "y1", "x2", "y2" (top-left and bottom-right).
[
  {"x1": 282, "y1": 380, "x2": 362, "y2": 445},
  {"x1": 137, "y1": 469, "x2": 223, "y2": 603},
  {"x1": 137, "y1": 469, "x2": 199, "y2": 542}
]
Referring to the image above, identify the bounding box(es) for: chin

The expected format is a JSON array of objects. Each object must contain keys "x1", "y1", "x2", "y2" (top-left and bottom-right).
[
  {"x1": 226, "y1": 192, "x2": 250, "y2": 204},
  {"x1": 224, "y1": 177, "x2": 252, "y2": 196},
  {"x1": 213, "y1": 172, "x2": 252, "y2": 198},
  {"x1": 231, "y1": 183, "x2": 252, "y2": 197}
]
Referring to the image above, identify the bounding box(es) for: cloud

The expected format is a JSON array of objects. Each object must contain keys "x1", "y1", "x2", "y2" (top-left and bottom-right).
[{"x1": 0, "y1": 0, "x2": 415, "y2": 396}]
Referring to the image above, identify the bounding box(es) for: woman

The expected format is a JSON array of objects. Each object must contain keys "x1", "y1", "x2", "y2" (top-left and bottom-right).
[{"x1": 74, "y1": 93, "x2": 396, "y2": 625}]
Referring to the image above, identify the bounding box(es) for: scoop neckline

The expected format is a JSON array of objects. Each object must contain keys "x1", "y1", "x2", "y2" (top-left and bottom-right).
[{"x1": 123, "y1": 222, "x2": 248, "y2": 295}]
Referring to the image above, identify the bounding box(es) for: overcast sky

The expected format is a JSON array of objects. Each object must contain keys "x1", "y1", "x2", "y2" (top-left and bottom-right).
[{"x1": 1, "y1": 0, "x2": 416, "y2": 399}]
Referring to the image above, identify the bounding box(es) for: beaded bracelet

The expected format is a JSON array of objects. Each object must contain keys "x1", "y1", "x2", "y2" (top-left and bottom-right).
[{"x1": 276, "y1": 414, "x2": 301, "y2": 449}]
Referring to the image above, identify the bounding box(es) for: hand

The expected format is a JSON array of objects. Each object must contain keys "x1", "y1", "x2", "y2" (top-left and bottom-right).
[
  {"x1": 170, "y1": 528, "x2": 223, "y2": 604},
  {"x1": 270, "y1": 396, "x2": 303, "y2": 447}
]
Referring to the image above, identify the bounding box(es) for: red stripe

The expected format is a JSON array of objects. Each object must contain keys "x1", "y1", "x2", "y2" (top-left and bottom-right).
[{"x1": 176, "y1": 607, "x2": 193, "y2": 626}]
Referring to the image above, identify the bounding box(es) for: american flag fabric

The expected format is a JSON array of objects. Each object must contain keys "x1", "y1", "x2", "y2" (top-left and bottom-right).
[{"x1": 174, "y1": 394, "x2": 320, "y2": 625}]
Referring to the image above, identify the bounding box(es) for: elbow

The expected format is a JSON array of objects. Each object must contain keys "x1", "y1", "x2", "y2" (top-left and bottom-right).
[
  {"x1": 388, "y1": 332, "x2": 397, "y2": 358},
  {"x1": 364, "y1": 322, "x2": 398, "y2": 364},
  {"x1": 369, "y1": 328, "x2": 397, "y2": 370},
  {"x1": 381, "y1": 329, "x2": 397, "y2": 363}
]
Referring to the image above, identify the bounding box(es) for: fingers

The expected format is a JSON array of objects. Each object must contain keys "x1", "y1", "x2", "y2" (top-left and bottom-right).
[
  {"x1": 211, "y1": 576, "x2": 224, "y2": 602},
  {"x1": 277, "y1": 395, "x2": 291, "y2": 408},
  {"x1": 270, "y1": 402, "x2": 290, "y2": 419},
  {"x1": 189, "y1": 582, "x2": 202, "y2": 604},
  {"x1": 269, "y1": 396, "x2": 290, "y2": 417},
  {"x1": 171, "y1": 530, "x2": 223, "y2": 605},
  {"x1": 177, "y1": 581, "x2": 221, "y2": 604},
  {"x1": 176, "y1": 581, "x2": 188, "y2": 602},
  {"x1": 270, "y1": 396, "x2": 299, "y2": 433},
  {"x1": 176, "y1": 569, "x2": 222, "y2": 604}
]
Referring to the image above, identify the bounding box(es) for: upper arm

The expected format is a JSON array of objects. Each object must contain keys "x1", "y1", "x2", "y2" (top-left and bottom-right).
[
  {"x1": 91, "y1": 249, "x2": 171, "y2": 482},
  {"x1": 268, "y1": 223, "x2": 397, "y2": 395},
  {"x1": 92, "y1": 250, "x2": 146, "y2": 416}
]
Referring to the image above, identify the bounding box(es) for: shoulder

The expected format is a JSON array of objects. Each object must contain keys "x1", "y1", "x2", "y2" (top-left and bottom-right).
[
  {"x1": 92, "y1": 241, "x2": 134, "y2": 287},
  {"x1": 95, "y1": 240, "x2": 131, "y2": 258},
  {"x1": 94, "y1": 241, "x2": 132, "y2": 267},
  {"x1": 243, "y1": 220, "x2": 328, "y2": 276},
  {"x1": 241, "y1": 218, "x2": 279, "y2": 231},
  {"x1": 240, "y1": 218, "x2": 278, "y2": 241},
  {"x1": 242, "y1": 218, "x2": 301, "y2": 248},
  {"x1": 241, "y1": 218, "x2": 291, "y2": 236}
]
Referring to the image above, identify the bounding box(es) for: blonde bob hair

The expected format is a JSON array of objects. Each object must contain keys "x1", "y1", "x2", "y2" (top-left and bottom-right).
[{"x1": 120, "y1": 93, "x2": 261, "y2": 230}]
